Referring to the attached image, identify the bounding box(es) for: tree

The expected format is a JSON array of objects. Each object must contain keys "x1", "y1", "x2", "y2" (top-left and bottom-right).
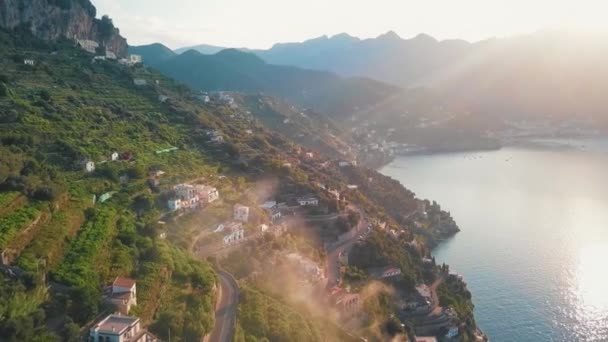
[{"x1": 99, "y1": 15, "x2": 115, "y2": 43}]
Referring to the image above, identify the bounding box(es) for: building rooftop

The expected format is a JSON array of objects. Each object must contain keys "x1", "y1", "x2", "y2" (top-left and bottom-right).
[
  {"x1": 415, "y1": 337, "x2": 438, "y2": 342},
  {"x1": 113, "y1": 277, "x2": 136, "y2": 289},
  {"x1": 93, "y1": 314, "x2": 138, "y2": 335}
]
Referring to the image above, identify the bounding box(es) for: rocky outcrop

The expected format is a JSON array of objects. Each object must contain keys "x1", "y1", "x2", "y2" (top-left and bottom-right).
[{"x1": 0, "y1": 0, "x2": 127, "y2": 57}]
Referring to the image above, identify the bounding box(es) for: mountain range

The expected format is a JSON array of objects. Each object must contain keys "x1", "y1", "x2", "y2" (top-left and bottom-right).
[
  {"x1": 148, "y1": 30, "x2": 608, "y2": 126},
  {"x1": 130, "y1": 44, "x2": 398, "y2": 117}
]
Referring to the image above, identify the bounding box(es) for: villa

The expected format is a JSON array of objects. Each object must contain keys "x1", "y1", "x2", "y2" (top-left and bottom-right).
[{"x1": 89, "y1": 314, "x2": 158, "y2": 342}]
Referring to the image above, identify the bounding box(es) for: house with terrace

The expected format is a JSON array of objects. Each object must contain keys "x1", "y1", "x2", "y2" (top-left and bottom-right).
[{"x1": 89, "y1": 314, "x2": 158, "y2": 342}]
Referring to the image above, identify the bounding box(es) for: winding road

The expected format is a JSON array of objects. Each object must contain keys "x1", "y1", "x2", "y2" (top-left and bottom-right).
[
  {"x1": 207, "y1": 270, "x2": 239, "y2": 342},
  {"x1": 326, "y1": 205, "x2": 368, "y2": 288}
]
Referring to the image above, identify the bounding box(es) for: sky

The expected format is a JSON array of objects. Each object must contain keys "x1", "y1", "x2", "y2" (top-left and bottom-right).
[{"x1": 92, "y1": 0, "x2": 608, "y2": 50}]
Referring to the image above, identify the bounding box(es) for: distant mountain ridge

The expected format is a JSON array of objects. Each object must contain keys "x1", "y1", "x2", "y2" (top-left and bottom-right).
[
  {"x1": 169, "y1": 31, "x2": 479, "y2": 87},
  {"x1": 255, "y1": 31, "x2": 476, "y2": 87},
  {"x1": 132, "y1": 42, "x2": 399, "y2": 117},
  {"x1": 174, "y1": 43, "x2": 230, "y2": 55}
]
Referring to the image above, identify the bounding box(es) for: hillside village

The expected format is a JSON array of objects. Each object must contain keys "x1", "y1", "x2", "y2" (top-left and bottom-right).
[{"x1": 0, "y1": 2, "x2": 484, "y2": 342}]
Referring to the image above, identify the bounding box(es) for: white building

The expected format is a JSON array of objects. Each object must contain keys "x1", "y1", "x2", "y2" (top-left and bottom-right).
[
  {"x1": 110, "y1": 277, "x2": 137, "y2": 314},
  {"x1": 76, "y1": 39, "x2": 99, "y2": 54},
  {"x1": 89, "y1": 314, "x2": 158, "y2": 342},
  {"x1": 105, "y1": 50, "x2": 117, "y2": 59},
  {"x1": 233, "y1": 204, "x2": 250, "y2": 222},
  {"x1": 133, "y1": 79, "x2": 147, "y2": 86},
  {"x1": 223, "y1": 230, "x2": 244, "y2": 245},
  {"x1": 23, "y1": 59, "x2": 35, "y2": 66},
  {"x1": 82, "y1": 160, "x2": 95, "y2": 173},
  {"x1": 111, "y1": 151, "x2": 119, "y2": 161},
  {"x1": 195, "y1": 185, "x2": 219, "y2": 203},
  {"x1": 218, "y1": 221, "x2": 244, "y2": 245},
  {"x1": 259, "y1": 224, "x2": 269, "y2": 233},
  {"x1": 197, "y1": 94, "x2": 210, "y2": 103},
  {"x1": 305, "y1": 152, "x2": 314, "y2": 159},
  {"x1": 158, "y1": 95, "x2": 169, "y2": 103},
  {"x1": 269, "y1": 208, "x2": 282, "y2": 223},
  {"x1": 210, "y1": 135, "x2": 224, "y2": 143},
  {"x1": 297, "y1": 196, "x2": 319, "y2": 206},
  {"x1": 129, "y1": 54, "x2": 142, "y2": 65}
]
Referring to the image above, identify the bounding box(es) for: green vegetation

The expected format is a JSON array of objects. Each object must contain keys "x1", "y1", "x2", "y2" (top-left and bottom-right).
[
  {"x1": 0, "y1": 203, "x2": 41, "y2": 248},
  {"x1": 437, "y1": 273, "x2": 476, "y2": 332},
  {"x1": 0, "y1": 191, "x2": 20, "y2": 207},
  {"x1": 146, "y1": 243, "x2": 215, "y2": 341},
  {"x1": 0, "y1": 280, "x2": 56, "y2": 341},
  {"x1": 234, "y1": 285, "x2": 323, "y2": 342},
  {"x1": 348, "y1": 231, "x2": 421, "y2": 289}
]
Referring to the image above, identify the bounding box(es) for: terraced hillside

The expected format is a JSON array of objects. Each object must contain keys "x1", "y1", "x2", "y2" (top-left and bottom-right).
[{"x1": 0, "y1": 30, "x2": 233, "y2": 341}]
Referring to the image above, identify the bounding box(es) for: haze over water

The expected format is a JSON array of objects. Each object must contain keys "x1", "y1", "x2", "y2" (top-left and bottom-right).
[{"x1": 381, "y1": 139, "x2": 608, "y2": 341}]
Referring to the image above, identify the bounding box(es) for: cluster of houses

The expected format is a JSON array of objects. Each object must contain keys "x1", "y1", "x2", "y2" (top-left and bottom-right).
[
  {"x1": 167, "y1": 183, "x2": 219, "y2": 211},
  {"x1": 76, "y1": 38, "x2": 142, "y2": 66},
  {"x1": 90, "y1": 277, "x2": 159, "y2": 341}
]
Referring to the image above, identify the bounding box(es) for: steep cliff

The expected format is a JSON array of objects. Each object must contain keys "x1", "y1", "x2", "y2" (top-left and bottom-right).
[{"x1": 0, "y1": 0, "x2": 127, "y2": 57}]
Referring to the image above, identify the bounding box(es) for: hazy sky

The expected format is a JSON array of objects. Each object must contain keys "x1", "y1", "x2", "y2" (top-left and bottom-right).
[{"x1": 92, "y1": 0, "x2": 608, "y2": 49}]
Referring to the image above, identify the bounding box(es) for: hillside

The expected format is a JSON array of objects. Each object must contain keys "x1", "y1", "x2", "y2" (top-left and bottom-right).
[
  {"x1": 135, "y1": 44, "x2": 399, "y2": 118},
  {"x1": 0, "y1": 7, "x2": 482, "y2": 342},
  {"x1": 0, "y1": 28, "x2": 224, "y2": 341}
]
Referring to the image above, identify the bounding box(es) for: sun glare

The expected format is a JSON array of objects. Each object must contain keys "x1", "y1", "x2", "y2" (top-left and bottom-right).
[{"x1": 576, "y1": 244, "x2": 608, "y2": 310}]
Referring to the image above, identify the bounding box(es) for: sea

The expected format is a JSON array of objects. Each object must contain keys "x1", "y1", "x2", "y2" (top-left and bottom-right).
[{"x1": 380, "y1": 139, "x2": 608, "y2": 342}]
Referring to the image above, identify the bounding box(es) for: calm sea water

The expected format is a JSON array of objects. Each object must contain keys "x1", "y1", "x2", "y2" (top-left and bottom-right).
[{"x1": 380, "y1": 139, "x2": 608, "y2": 342}]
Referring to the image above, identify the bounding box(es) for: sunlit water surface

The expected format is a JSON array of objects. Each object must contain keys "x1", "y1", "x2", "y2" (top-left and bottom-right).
[{"x1": 380, "y1": 139, "x2": 608, "y2": 341}]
